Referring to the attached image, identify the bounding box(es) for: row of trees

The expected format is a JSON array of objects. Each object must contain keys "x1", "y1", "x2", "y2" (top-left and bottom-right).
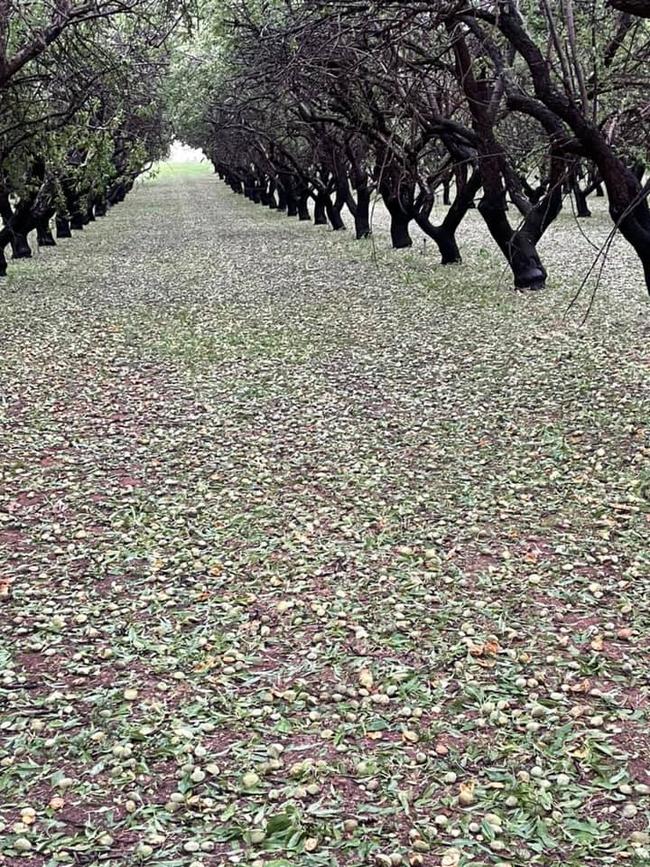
[
  {"x1": 176, "y1": 0, "x2": 650, "y2": 292},
  {"x1": 0, "y1": 1, "x2": 188, "y2": 278}
]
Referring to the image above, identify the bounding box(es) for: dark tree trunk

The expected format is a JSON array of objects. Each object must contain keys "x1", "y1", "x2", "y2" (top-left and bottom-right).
[
  {"x1": 385, "y1": 199, "x2": 413, "y2": 248},
  {"x1": 479, "y1": 193, "x2": 547, "y2": 289},
  {"x1": 9, "y1": 201, "x2": 33, "y2": 258},
  {"x1": 454, "y1": 164, "x2": 475, "y2": 208},
  {"x1": 0, "y1": 192, "x2": 13, "y2": 228},
  {"x1": 314, "y1": 193, "x2": 329, "y2": 225},
  {"x1": 442, "y1": 178, "x2": 451, "y2": 206},
  {"x1": 86, "y1": 203, "x2": 96, "y2": 223},
  {"x1": 347, "y1": 154, "x2": 373, "y2": 239},
  {"x1": 325, "y1": 195, "x2": 346, "y2": 231},
  {"x1": 94, "y1": 197, "x2": 107, "y2": 217},
  {"x1": 328, "y1": 178, "x2": 349, "y2": 231},
  {"x1": 414, "y1": 168, "x2": 481, "y2": 264},
  {"x1": 0, "y1": 226, "x2": 9, "y2": 275},
  {"x1": 415, "y1": 221, "x2": 461, "y2": 264},
  {"x1": 245, "y1": 176, "x2": 259, "y2": 202},
  {"x1": 574, "y1": 188, "x2": 591, "y2": 217},
  {"x1": 298, "y1": 193, "x2": 311, "y2": 221},
  {"x1": 56, "y1": 216, "x2": 72, "y2": 238},
  {"x1": 435, "y1": 227, "x2": 462, "y2": 264},
  {"x1": 3, "y1": 197, "x2": 34, "y2": 259},
  {"x1": 70, "y1": 211, "x2": 85, "y2": 231},
  {"x1": 11, "y1": 232, "x2": 32, "y2": 259},
  {"x1": 37, "y1": 216, "x2": 56, "y2": 247},
  {"x1": 276, "y1": 185, "x2": 287, "y2": 212},
  {"x1": 595, "y1": 183, "x2": 604, "y2": 197},
  {"x1": 617, "y1": 201, "x2": 650, "y2": 290},
  {"x1": 571, "y1": 170, "x2": 592, "y2": 217},
  {"x1": 286, "y1": 194, "x2": 298, "y2": 217},
  {"x1": 354, "y1": 188, "x2": 372, "y2": 239},
  {"x1": 108, "y1": 179, "x2": 129, "y2": 205}
]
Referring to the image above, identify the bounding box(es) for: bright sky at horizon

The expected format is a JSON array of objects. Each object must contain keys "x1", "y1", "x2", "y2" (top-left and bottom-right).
[{"x1": 169, "y1": 141, "x2": 204, "y2": 163}]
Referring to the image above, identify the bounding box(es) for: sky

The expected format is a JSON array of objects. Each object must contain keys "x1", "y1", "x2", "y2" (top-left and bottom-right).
[{"x1": 169, "y1": 141, "x2": 204, "y2": 162}]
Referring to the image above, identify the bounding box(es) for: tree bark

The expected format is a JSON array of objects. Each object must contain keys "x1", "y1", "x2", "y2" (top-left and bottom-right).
[
  {"x1": 325, "y1": 194, "x2": 346, "y2": 230},
  {"x1": 385, "y1": 198, "x2": 413, "y2": 248},
  {"x1": 478, "y1": 192, "x2": 547, "y2": 289},
  {"x1": 286, "y1": 193, "x2": 298, "y2": 217},
  {"x1": 414, "y1": 169, "x2": 481, "y2": 264},
  {"x1": 0, "y1": 226, "x2": 10, "y2": 275},
  {"x1": 442, "y1": 177, "x2": 451, "y2": 206},
  {"x1": 56, "y1": 216, "x2": 72, "y2": 238},
  {"x1": 314, "y1": 193, "x2": 329, "y2": 225},
  {"x1": 298, "y1": 193, "x2": 311, "y2": 221},
  {"x1": 9, "y1": 201, "x2": 33, "y2": 258},
  {"x1": 570, "y1": 167, "x2": 591, "y2": 217},
  {"x1": 353, "y1": 188, "x2": 372, "y2": 239},
  {"x1": 37, "y1": 216, "x2": 56, "y2": 247}
]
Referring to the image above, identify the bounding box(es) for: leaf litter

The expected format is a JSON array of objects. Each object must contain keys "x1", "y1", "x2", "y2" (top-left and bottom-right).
[{"x1": 0, "y1": 163, "x2": 649, "y2": 867}]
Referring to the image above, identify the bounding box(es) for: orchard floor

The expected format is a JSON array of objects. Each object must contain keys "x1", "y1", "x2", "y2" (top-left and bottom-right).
[{"x1": 1, "y1": 163, "x2": 649, "y2": 867}]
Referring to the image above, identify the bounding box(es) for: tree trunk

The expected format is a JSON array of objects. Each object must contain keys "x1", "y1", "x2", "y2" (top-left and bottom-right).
[
  {"x1": 574, "y1": 187, "x2": 591, "y2": 217},
  {"x1": 617, "y1": 201, "x2": 650, "y2": 290},
  {"x1": 414, "y1": 168, "x2": 481, "y2": 264},
  {"x1": 4, "y1": 199, "x2": 34, "y2": 259},
  {"x1": 37, "y1": 217, "x2": 56, "y2": 247},
  {"x1": 415, "y1": 218, "x2": 462, "y2": 263},
  {"x1": 454, "y1": 164, "x2": 475, "y2": 208},
  {"x1": 434, "y1": 225, "x2": 461, "y2": 263},
  {"x1": 267, "y1": 181, "x2": 277, "y2": 209},
  {"x1": 9, "y1": 203, "x2": 33, "y2": 258},
  {"x1": 478, "y1": 194, "x2": 547, "y2": 289},
  {"x1": 354, "y1": 188, "x2": 372, "y2": 239},
  {"x1": 286, "y1": 194, "x2": 298, "y2": 217},
  {"x1": 10, "y1": 232, "x2": 31, "y2": 259},
  {"x1": 314, "y1": 193, "x2": 329, "y2": 225},
  {"x1": 298, "y1": 193, "x2": 311, "y2": 221},
  {"x1": 56, "y1": 216, "x2": 72, "y2": 238},
  {"x1": 325, "y1": 195, "x2": 346, "y2": 231},
  {"x1": 571, "y1": 171, "x2": 591, "y2": 217},
  {"x1": 0, "y1": 228, "x2": 9, "y2": 276},
  {"x1": 385, "y1": 199, "x2": 413, "y2": 248}
]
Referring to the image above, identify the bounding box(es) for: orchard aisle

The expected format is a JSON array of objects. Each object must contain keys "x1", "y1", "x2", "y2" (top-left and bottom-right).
[{"x1": 0, "y1": 165, "x2": 648, "y2": 866}]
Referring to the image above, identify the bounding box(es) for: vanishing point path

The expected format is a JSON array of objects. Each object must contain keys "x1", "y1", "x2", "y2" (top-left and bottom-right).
[{"x1": 1, "y1": 165, "x2": 649, "y2": 866}]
